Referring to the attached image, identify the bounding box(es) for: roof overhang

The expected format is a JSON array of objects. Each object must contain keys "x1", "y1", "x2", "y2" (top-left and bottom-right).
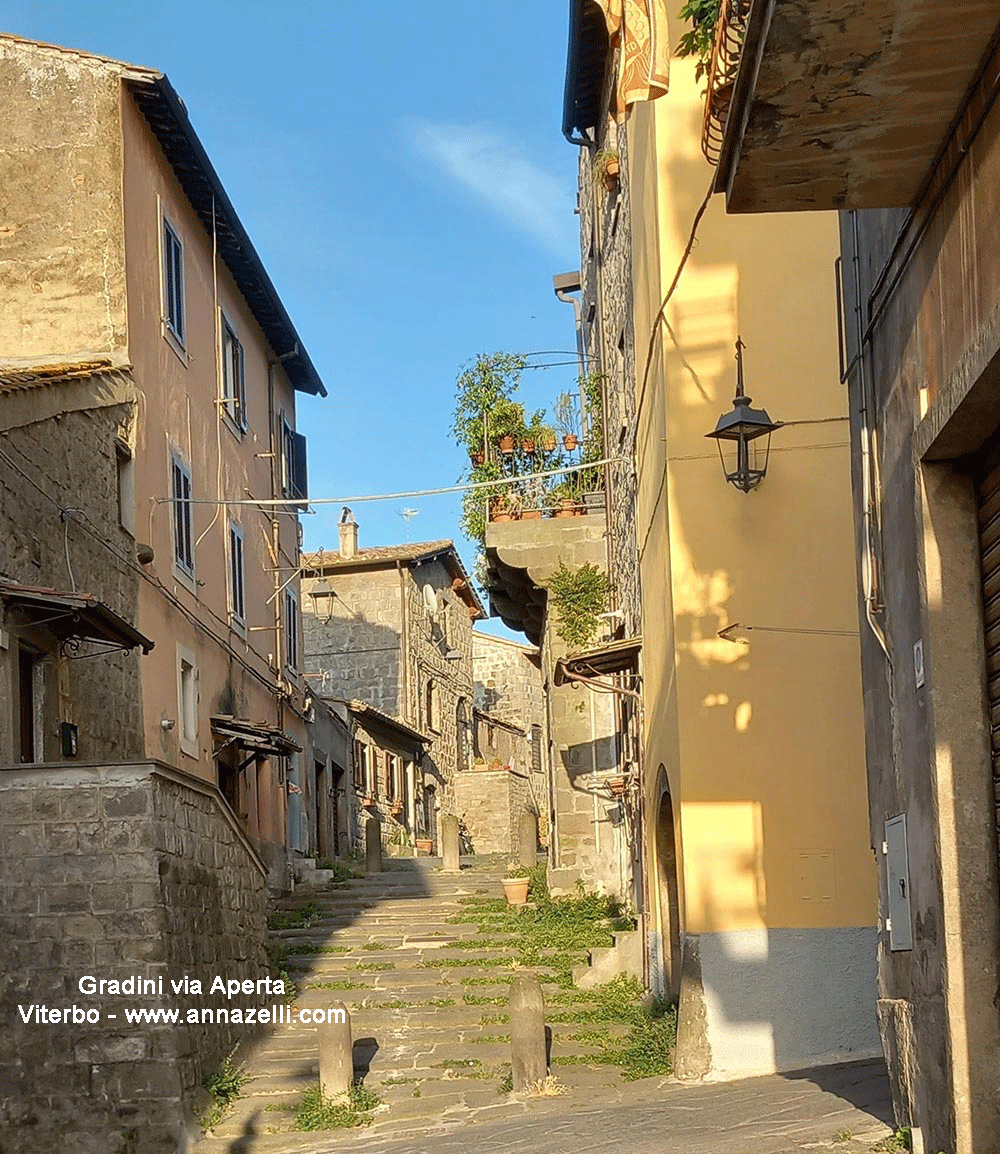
[
  {"x1": 211, "y1": 716, "x2": 302, "y2": 757},
  {"x1": 0, "y1": 583, "x2": 153, "y2": 655},
  {"x1": 554, "y1": 637, "x2": 642, "y2": 686},
  {"x1": 562, "y1": 0, "x2": 610, "y2": 144},
  {"x1": 126, "y1": 74, "x2": 327, "y2": 397},
  {"x1": 715, "y1": 0, "x2": 1000, "y2": 212},
  {"x1": 484, "y1": 515, "x2": 608, "y2": 646},
  {"x1": 346, "y1": 701, "x2": 430, "y2": 752}
]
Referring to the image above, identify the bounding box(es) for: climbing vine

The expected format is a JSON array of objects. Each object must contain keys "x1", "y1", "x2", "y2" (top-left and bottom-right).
[
  {"x1": 676, "y1": 0, "x2": 721, "y2": 80},
  {"x1": 547, "y1": 561, "x2": 610, "y2": 650}
]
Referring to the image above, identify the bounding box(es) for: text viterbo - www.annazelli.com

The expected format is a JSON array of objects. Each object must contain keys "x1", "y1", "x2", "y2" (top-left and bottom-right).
[{"x1": 17, "y1": 973, "x2": 346, "y2": 1027}]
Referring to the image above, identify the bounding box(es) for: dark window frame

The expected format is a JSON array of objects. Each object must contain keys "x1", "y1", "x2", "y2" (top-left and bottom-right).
[{"x1": 162, "y1": 217, "x2": 185, "y2": 345}]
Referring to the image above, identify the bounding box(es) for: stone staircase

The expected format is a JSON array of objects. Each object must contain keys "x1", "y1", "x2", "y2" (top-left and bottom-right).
[{"x1": 195, "y1": 856, "x2": 629, "y2": 1150}]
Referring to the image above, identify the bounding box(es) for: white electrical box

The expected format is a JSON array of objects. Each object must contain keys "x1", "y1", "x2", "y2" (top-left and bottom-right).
[{"x1": 885, "y1": 814, "x2": 913, "y2": 951}]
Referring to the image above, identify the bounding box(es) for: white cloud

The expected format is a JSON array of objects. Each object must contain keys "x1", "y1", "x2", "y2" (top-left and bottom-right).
[{"x1": 409, "y1": 119, "x2": 575, "y2": 256}]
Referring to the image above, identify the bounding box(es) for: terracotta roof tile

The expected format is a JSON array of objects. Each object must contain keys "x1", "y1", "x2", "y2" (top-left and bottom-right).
[{"x1": 302, "y1": 540, "x2": 455, "y2": 569}]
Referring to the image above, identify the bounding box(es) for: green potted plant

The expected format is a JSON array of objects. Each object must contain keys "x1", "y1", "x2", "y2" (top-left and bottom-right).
[
  {"x1": 490, "y1": 397, "x2": 529, "y2": 455},
  {"x1": 501, "y1": 862, "x2": 531, "y2": 905},
  {"x1": 554, "y1": 392, "x2": 580, "y2": 451},
  {"x1": 593, "y1": 146, "x2": 620, "y2": 190},
  {"x1": 549, "y1": 479, "x2": 580, "y2": 517}
]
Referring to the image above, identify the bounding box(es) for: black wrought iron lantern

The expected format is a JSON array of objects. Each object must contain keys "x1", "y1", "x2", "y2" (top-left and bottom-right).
[{"x1": 705, "y1": 338, "x2": 780, "y2": 493}]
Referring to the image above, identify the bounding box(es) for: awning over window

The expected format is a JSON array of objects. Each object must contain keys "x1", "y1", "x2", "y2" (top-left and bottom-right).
[
  {"x1": 0, "y1": 581, "x2": 154, "y2": 655},
  {"x1": 211, "y1": 716, "x2": 302, "y2": 758},
  {"x1": 554, "y1": 636, "x2": 642, "y2": 685}
]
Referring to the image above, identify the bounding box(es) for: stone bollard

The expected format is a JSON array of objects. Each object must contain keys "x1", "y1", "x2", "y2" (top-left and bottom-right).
[
  {"x1": 318, "y1": 1001, "x2": 353, "y2": 1103},
  {"x1": 365, "y1": 815, "x2": 383, "y2": 875},
  {"x1": 441, "y1": 814, "x2": 461, "y2": 872},
  {"x1": 518, "y1": 811, "x2": 538, "y2": 871},
  {"x1": 509, "y1": 974, "x2": 547, "y2": 1092}
]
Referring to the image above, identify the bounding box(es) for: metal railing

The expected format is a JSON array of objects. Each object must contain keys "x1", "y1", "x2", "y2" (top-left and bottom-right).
[{"x1": 701, "y1": 0, "x2": 752, "y2": 166}]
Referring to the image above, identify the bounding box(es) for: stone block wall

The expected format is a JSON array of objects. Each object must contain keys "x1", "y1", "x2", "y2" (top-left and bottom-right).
[
  {"x1": 405, "y1": 558, "x2": 476, "y2": 819},
  {"x1": 0, "y1": 761, "x2": 270, "y2": 1154},
  {"x1": 471, "y1": 632, "x2": 549, "y2": 844},
  {"x1": 453, "y1": 767, "x2": 531, "y2": 857},
  {"x1": 0, "y1": 396, "x2": 144, "y2": 765},
  {"x1": 301, "y1": 568, "x2": 403, "y2": 717},
  {"x1": 579, "y1": 119, "x2": 641, "y2": 638}
]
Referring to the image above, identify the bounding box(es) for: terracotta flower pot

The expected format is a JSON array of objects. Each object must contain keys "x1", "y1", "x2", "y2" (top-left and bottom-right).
[
  {"x1": 541, "y1": 434, "x2": 557, "y2": 452},
  {"x1": 498, "y1": 435, "x2": 516, "y2": 453},
  {"x1": 502, "y1": 876, "x2": 530, "y2": 906},
  {"x1": 470, "y1": 450, "x2": 485, "y2": 466},
  {"x1": 415, "y1": 838, "x2": 433, "y2": 855},
  {"x1": 554, "y1": 498, "x2": 577, "y2": 518},
  {"x1": 520, "y1": 508, "x2": 542, "y2": 519},
  {"x1": 521, "y1": 439, "x2": 536, "y2": 453},
  {"x1": 563, "y1": 434, "x2": 579, "y2": 451},
  {"x1": 491, "y1": 509, "x2": 514, "y2": 523}
]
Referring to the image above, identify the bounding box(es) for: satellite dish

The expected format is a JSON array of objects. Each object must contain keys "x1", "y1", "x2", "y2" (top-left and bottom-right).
[{"x1": 422, "y1": 583, "x2": 438, "y2": 618}]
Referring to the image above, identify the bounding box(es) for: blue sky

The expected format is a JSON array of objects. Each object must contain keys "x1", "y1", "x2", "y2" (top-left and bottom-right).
[{"x1": 4, "y1": 2, "x2": 586, "y2": 635}]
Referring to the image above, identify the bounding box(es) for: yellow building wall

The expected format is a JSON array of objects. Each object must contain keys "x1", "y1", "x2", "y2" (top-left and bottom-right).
[{"x1": 628, "y1": 58, "x2": 877, "y2": 1076}]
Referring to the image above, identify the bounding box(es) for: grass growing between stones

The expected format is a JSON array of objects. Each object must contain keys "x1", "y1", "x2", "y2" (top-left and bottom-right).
[
  {"x1": 282, "y1": 942, "x2": 352, "y2": 956},
  {"x1": 292, "y1": 1083, "x2": 380, "y2": 1131},
  {"x1": 550, "y1": 975, "x2": 676, "y2": 1080},
  {"x1": 316, "y1": 860, "x2": 364, "y2": 883},
  {"x1": 268, "y1": 902, "x2": 324, "y2": 931},
  {"x1": 307, "y1": 979, "x2": 372, "y2": 990},
  {"x1": 453, "y1": 869, "x2": 676, "y2": 1081},
  {"x1": 200, "y1": 1054, "x2": 248, "y2": 1132}
]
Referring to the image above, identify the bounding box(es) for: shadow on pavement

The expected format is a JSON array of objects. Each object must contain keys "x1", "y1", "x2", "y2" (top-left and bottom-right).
[{"x1": 781, "y1": 1057, "x2": 894, "y2": 1124}]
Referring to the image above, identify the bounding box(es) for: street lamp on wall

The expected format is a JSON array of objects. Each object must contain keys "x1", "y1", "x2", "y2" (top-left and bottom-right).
[{"x1": 705, "y1": 338, "x2": 781, "y2": 493}]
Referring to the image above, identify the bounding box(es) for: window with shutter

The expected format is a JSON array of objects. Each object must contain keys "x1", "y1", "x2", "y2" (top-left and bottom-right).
[
  {"x1": 171, "y1": 454, "x2": 194, "y2": 575},
  {"x1": 221, "y1": 315, "x2": 247, "y2": 430},
  {"x1": 228, "y1": 521, "x2": 245, "y2": 624},
  {"x1": 163, "y1": 219, "x2": 185, "y2": 345}
]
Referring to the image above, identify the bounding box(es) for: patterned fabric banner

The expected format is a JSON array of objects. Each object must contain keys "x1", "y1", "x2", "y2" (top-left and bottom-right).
[{"x1": 595, "y1": 0, "x2": 671, "y2": 120}]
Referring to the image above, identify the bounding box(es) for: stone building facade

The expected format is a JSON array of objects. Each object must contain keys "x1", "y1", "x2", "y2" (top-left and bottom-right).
[
  {"x1": 485, "y1": 515, "x2": 626, "y2": 897},
  {"x1": 578, "y1": 115, "x2": 641, "y2": 638},
  {"x1": 462, "y1": 630, "x2": 550, "y2": 854},
  {"x1": 301, "y1": 515, "x2": 484, "y2": 850},
  {"x1": 0, "y1": 33, "x2": 327, "y2": 890},
  {"x1": 0, "y1": 365, "x2": 146, "y2": 764}
]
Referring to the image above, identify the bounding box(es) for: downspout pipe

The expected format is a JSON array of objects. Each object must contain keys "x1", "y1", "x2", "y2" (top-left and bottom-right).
[{"x1": 553, "y1": 271, "x2": 588, "y2": 439}]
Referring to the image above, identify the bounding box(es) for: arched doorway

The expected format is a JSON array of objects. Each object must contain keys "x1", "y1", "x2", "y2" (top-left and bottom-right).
[{"x1": 655, "y1": 773, "x2": 682, "y2": 999}]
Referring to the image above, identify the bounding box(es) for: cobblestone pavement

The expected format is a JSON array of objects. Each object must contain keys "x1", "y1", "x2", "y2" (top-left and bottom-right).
[
  {"x1": 207, "y1": 1058, "x2": 893, "y2": 1154},
  {"x1": 198, "y1": 858, "x2": 893, "y2": 1154}
]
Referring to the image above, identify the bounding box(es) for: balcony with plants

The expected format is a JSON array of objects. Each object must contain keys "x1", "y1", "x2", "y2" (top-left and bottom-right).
[{"x1": 452, "y1": 353, "x2": 606, "y2": 561}]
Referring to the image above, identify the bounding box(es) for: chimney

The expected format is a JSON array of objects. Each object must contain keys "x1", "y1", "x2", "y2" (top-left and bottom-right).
[{"x1": 338, "y1": 507, "x2": 358, "y2": 559}]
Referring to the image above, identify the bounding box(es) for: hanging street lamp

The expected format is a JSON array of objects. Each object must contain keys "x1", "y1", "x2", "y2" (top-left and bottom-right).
[{"x1": 705, "y1": 338, "x2": 781, "y2": 493}]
